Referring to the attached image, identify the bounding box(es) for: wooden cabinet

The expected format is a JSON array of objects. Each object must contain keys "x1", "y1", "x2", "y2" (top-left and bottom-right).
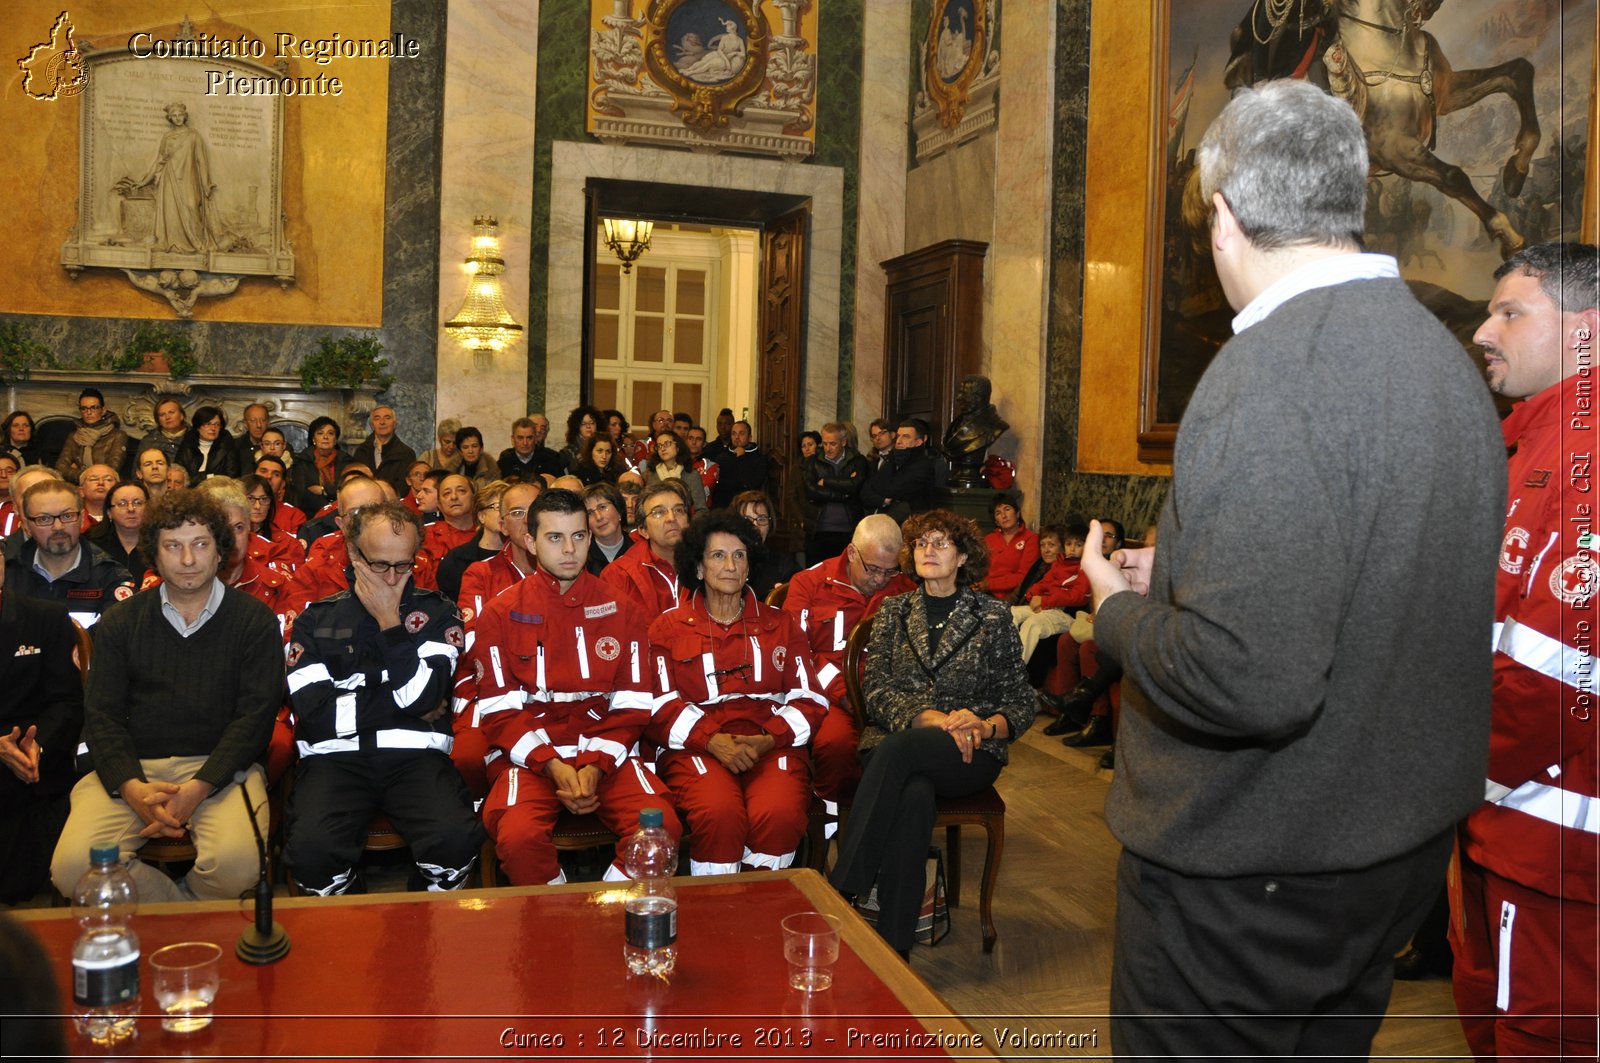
[{"x1": 880, "y1": 240, "x2": 986, "y2": 440}]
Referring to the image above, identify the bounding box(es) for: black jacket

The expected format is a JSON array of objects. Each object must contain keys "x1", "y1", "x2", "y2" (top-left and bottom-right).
[
  {"x1": 801, "y1": 448, "x2": 871, "y2": 525},
  {"x1": 175, "y1": 430, "x2": 242, "y2": 481},
  {"x1": 861, "y1": 445, "x2": 935, "y2": 523}
]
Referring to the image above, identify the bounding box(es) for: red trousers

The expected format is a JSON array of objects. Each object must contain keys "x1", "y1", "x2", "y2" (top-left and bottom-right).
[
  {"x1": 658, "y1": 749, "x2": 810, "y2": 874},
  {"x1": 482, "y1": 760, "x2": 680, "y2": 886},
  {"x1": 1451, "y1": 849, "x2": 1599, "y2": 1061},
  {"x1": 810, "y1": 705, "x2": 862, "y2": 801}
]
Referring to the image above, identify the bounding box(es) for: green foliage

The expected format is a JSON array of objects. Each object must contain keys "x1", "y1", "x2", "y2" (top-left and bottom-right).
[
  {"x1": 0, "y1": 322, "x2": 52, "y2": 383},
  {"x1": 117, "y1": 323, "x2": 197, "y2": 377},
  {"x1": 298, "y1": 334, "x2": 392, "y2": 392}
]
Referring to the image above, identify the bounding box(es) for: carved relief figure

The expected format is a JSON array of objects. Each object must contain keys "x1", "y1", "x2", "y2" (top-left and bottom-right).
[
  {"x1": 120, "y1": 103, "x2": 219, "y2": 254},
  {"x1": 936, "y1": 5, "x2": 973, "y2": 80}
]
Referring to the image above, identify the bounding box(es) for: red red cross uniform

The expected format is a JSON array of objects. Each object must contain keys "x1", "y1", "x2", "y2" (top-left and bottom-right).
[
  {"x1": 599, "y1": 540, "x2": 686, "y2": 617},
  {"x1": 471, "y1": 567, "x2": 680, "y2": 885},
  {"x1": 982, "y1": 526, "x2": 1039, "y2": 600},
  {"x1": 781, "y1": 554, "x2": 914, "y2": 800},
  {"x1": 646, "y1": 593, "x2": 826, "y2": 874},
  {"x1": 1452, "y1": 372, "x2": 1600, "y2": 1060},
  {"x1": 449, "y1": 544, "x2": 532, "y2": 798}
]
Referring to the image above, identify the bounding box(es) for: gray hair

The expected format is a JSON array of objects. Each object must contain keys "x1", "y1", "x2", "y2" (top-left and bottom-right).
[
  {"x1": 852, "y1": 513, "x2": 903, "y2": 554},
  {"x1": 1197, "y1": 79, "x2": 1367, "y2": 251},
  {"x1": 344, "y1": 499, "x2": 423, "y2": 548},
  {"x1": 1495, "y1": 242, "x2": 1599, "y2": 314}
]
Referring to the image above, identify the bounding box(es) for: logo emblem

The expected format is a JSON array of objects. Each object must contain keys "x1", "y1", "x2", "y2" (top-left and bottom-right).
[
  {"x1": 113, "y1": 584, "x2": 135, "y2": 600},
  {"x1": 18, "y1": 12, "x2": 87, "y2": 102},
  {"x1": 444, "y1": 625, "x2": 465, "y2": 649},
  {"x1": 595, "y1": 635, "x2": 621, "y2": 661},
  {"x1": 404, "y1": 610, "x2": 429, "y2": 634},
  {"x1": 772, "y1": 644, "x2": 787, "y2": 672},
  {"x1": 1499, "y1": 527, "x2": 1529, "y2": 575},
  {"x1": 286, "y1": 643, "x2": 304, "y2": 667},
  {"x1": 460, "y1": 605, "x2": 475, "y2": 624},
  {"x1": 1549, "y1": 555, "x2": 1597, "y2": 605}
]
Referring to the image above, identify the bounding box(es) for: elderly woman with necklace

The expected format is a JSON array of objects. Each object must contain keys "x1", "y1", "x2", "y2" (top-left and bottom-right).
[
  {"x1": 645, "y1": 510, "x2": 827, "y2": 874},
  {"x1": 830, "y1": 509, "x2": 1034, "y2": 956}
]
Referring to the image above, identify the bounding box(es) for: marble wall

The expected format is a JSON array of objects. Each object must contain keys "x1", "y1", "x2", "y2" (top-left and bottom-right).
[
  {"x1": 434, "y1": 2, "x2": 539, "y2": 439},
  {"x1": 1041, "y1": 0, "x2": 1171, "y2": 533},
  {"x1": 0, "y1": 0, "x2": 447, "y2": 451}
]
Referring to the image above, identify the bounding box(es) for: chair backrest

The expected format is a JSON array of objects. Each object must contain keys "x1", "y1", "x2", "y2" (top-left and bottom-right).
[
  {"x1": 70, "y1": 619, "x2": 91, "y2": 690},
  {"x1": 764, "y1": 581, "x2": 787, "y2": 607},
  {"x1": 842, "y1": 616, "x2": 874, "y2": 729}
]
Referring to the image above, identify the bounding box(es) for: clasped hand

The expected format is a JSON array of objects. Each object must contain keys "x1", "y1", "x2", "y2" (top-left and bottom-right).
[
  {"x1": 545, "y1": 760, "x2": 602, "y2": 814},
  {"x1": 0, "y1": 725, "x2": 43, "y2": 784},
  {"x1": 121, "y1": 778, "x2": 211, "y2": 838},
  {"x1": 706, "y1": 732, "x2": 775, "y2": 774},
  {"x1": 921, "y1": 708, "x2": 988, "y2": 765}
]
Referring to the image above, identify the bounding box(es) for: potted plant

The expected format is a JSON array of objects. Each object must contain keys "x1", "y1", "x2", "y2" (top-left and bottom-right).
[
  {"x1": 0, "y1": 322, "x2": 51, "y2": 384},
  {"x1": 118, "y1": 323, "x2": 197, "y2": 377},
  {"x1": 298, "y1": 334, "x2": 393, "y2": 392}
]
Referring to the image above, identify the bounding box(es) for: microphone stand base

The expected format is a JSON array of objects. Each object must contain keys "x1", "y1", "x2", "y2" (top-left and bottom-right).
[{"x1": 236, "y1": 924, "x2": 291, "y2": 965}]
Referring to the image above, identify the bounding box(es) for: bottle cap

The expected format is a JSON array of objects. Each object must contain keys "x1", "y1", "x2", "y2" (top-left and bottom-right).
[
  {"x1": 639, "y1": 808, "x2": 664, "y2": 829},
  {"x1": 89, "y1": 844, "x2": 120, "y2": 865}
]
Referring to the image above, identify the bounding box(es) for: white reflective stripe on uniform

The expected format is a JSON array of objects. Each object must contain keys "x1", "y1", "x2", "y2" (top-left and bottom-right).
[
  {"x1": 602, "y1": 863, "x2": 629, "y2": 882},
  {"x1": 611, "y1": 690, "x2": 653, "y2": 712},
  {"x1": 691, "y1": 859, "x2": 739, "y2": 875},
  {"x1": 630, "y1": 640, "x2": 641, "y2": 685},
  {"x1": 743, "y1": 847, "x2": 794, "y2": 870},
  {"x1": 702, "y1": 652, "x2": 719, "y2": 700},
  {"x1": 536, "y1": 644, "x2": 546, "y2": 692},
  {"x1": 656, "y1": 654, "x2": 670, "y2": 695},
  {"x1": 375, "y1": 729, "x2": 452, "y2": 753},
  {"x1": 816, "y1": 661, "x2": 840, "y2": 688},
  {"x1": 690, "y1": 755, "x2": 707, "y2": 774},
  {"x1": 1493, "y1": 617, "x2": 1597, "y2": 693},
  {"x1": 588, "y1": 736, "x2": 628, "y2": 767},
  {"x1": 68, "y1": 611, "x2": 100, "y2": 629},
  {"x1": 1491, "y1": 773, "x2": 1600, "y2": 834},
  {"x1": 1497, "y1": 900, "x2": 1517, "y2": 1010},
  {"x1": 476, "y1": 691, "x2": 524, "y2": 718},
  {"x1": 508, "y1": 729, "x2": 548, "y2": 768},
  {"x1": 575, "y1": 626, "x2": 590, "y2": 680},
  {"x1": 393, "y1": 654, "x2": 447, "y2": 710},
  {"x1": 287, "y1": 663, "x2": 367, "y2": 695},
  {"x1": 462, "y1": 629, "x2": 476, "y2": 654},
  {"x1": 490, "y1": 645, "x2": 505, "y2": 688},
  {"x1": 749, "y1": 637, "x2": 762, "y2": 683},
  {"x1": 630, "y1": 760, "x2": 656, "y2": 792},
  {"x1": 297, "y1": 737, "x2": 360, "y2": 757},
  {"x1": 506, "y1": 765, "x2": 520, "y2": 805},
  {"x1": 1523, "y1": 531, "x2": 1560, "y2": 596},
  {"x1": 798, "y1": 607, "x2": 809, "y2": 632},
  {"x1": 775, "y1": 707, "x2": 811, "y2": 747},
  {"x1": 335, "y1": 693, "x2": 357, "y2": 737},
  {"x1": 668, "y1": 706, "x2": 705, "y2": 749},
  {"x1": 696, "y1": 691, "x2": 787, "y2": 707},
  {"x1": 524, "y1": 689, "x2": 607, "y2": 704},
  {"x1": 834, "y1": 611, "x2": 845, "y2": 651}
]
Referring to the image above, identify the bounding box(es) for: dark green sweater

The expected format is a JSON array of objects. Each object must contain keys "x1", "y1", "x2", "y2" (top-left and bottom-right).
[{"x1": 83, "y1": 585, "x2": 283, "y2": 795}]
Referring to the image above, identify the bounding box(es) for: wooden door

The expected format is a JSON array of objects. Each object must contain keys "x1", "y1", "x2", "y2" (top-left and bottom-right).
[{"x1": 757, "y1": 206, "x2": 808, "y2": 548}]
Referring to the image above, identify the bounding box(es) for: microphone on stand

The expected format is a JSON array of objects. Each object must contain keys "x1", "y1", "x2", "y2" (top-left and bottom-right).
[{"x1": 234, "y1": 771, "x2": 290, "y2": 964}]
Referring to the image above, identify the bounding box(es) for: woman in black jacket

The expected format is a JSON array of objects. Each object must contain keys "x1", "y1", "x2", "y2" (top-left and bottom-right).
[
  {"x1": 289, "y1": 416, "x2": 351, "y2": 515},
  {"x1": 174, "y1": 406, "x2": 241, "y2": 482},
  {"x1": 828, "y1": 509, "x2": 1035, "y2": 956}
]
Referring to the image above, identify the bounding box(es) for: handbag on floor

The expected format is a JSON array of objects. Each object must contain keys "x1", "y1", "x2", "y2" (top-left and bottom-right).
[{"x1": 854, "y1": 846, "x2": 950, "y2": 946}]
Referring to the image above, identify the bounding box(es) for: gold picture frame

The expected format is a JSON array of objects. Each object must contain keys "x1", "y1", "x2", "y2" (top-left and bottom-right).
[
  {"x1": 924, "y1": 0, "x2": 989, "y2": 129},
  {"x1": 643, "y1": 0, "x2": 770, "y2": 134}
]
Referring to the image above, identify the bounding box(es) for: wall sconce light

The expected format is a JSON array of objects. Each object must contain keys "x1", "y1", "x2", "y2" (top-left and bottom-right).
[
  {"x1": 445, "y1": 215, "x2": 523, "y2": 353},
  {"x1": 602, "y1": 218, "x2": 654, "y2": 274}
]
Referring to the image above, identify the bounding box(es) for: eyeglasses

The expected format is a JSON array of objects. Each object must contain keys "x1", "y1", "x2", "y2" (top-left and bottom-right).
[
  {"x1": 912, "y1": 537, "x2": 955, "y2": 552},
  {"x1": 744, "y1": 514, "x2": 771, "y2": 526},
  {"x1": 28, "y1": 510, "x2": 81, "y2": 527},
  {"x1": 79, "y1": 404, "x2": 103, "y2": 413},
  {"x1": 111, "y1": 499, "x2": 146, "y2": 510},
  {"x1": 353, "y1": 545, "x2": 415, "y2": 575},
  {"x1": 246, "y1": 495, "x2": 271, "y2": 505},
  {"x1": 645, "y1": 505, "x2": 688, "y2": 522},
  {"x1": 505, "y1": 507, "x2": 528, "y2": 520},
  {"x1": 480, "y1": 503, "x2": 501, "y2": 513},
  {"x1": 853, "y1": 551, "x2": 899, "y2": 580}
]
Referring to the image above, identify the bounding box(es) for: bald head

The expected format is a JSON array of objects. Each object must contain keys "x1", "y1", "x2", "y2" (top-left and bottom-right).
[{"x1": 852, "y1": 513, "x2": 903, "y2": 555}]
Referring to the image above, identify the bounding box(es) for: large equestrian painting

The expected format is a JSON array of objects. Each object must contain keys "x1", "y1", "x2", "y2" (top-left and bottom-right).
[{"x1": 1146, "y1": 0, "x2": 1594, "y2": 441}]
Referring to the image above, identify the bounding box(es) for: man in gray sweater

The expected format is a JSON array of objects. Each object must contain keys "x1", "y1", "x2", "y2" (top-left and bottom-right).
[{"x1": 1079, "y1": 80, "x2": 1506, "y2": 1059}]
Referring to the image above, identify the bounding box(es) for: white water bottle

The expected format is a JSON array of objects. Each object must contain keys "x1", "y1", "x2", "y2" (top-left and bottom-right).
[
  {"x1": 621, "y1": 808, "x2": 678, "y2": 977},
  {"x1": 71, "y1": 845, "x2": 140, "y2": 1046}
]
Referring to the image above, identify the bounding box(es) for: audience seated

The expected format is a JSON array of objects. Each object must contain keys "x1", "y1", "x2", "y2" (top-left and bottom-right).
[
  {"x1": 133, "y1": 397, "x2": 188, "y2": 472},
  {"x1": 290, "y1": 416, "x2": 351, "y2": 515},
  {"x1": 435, "y1": 479, "x2": 506, "y2": 602},
  {"x1": 498, "y1": 415, "x2": 564, "y2": 483},
  {"x1": 2, "y1": 412, "x2": 41, "y2": 469},
  {"x1": 453, "y1": 427, "x2": 499, "y2": 489},
  {"x1": 85, "y1": 482, "x2": 153, "y2": 585},
  {"x1": 732, "y1": 489, "x2": 798, "y2": 600},
  {"x1": 684, "y1": 426, "x2": 720, "y2": 499},
  {"x1": 349, "y1": 405, "x2": 416, "y2": 497},
  {"x1": 195, "y1": 479, "x2": 293, "y2": 625},
  {"x1": 646, "y1": 510, "x2": 825, "y2": 874},
  {"x1": 469, "y1": 489, "x2": 681, "y2": 884},
  {"x1": 252, "y1": 456, "x2": 305, "y2": 536},
  {"x1": 240, "y1": 473, "x2": 307, "y2": 574},
  {"x1": 1009, "y1": 524, "x2": 1089, "y2": 665},
  {"x1": 175, "y1": 406, "x2": 241, "y2": 481},
  {"x1": 559, "y1": 406, "x2": 602, "y2": 473},
  {"x1": 641, "y1": 430, "x2": 707, "y2": 513},
  {"x1": 284, "y1": 476, "x2": 439, "y2": 615},
  {"x1": 420, "y1": 473, "x2": 480, "y2": 565},
  {"x1": 284, "y1": 500, "x2": 482, "y2": 895},
  {"x1": 581, "y1": 482, "x2": 630, "y2": 574},
  {"x1": 50, "y1": 489, "x2": 281, "y2": 903},
  {"x1": 781, "y1": 514, "x2": 915, "y2": 801},
  {"x1": 417, "y1": 418, "x2": 463, "y2": 473},
  {"x1": 0, "y1": 454, "x2": 19, "y2": 536},
  {"x1": 981, "y1": 494, "x2": 1039, "y2": 601}
]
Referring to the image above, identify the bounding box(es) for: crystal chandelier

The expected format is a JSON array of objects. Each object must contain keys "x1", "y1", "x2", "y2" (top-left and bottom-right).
[{"x1": 444, "y1": 215, "x2": 523, "y2": 353}]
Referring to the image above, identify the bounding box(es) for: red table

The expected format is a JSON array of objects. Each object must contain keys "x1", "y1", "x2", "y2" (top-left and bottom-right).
[{"x1": 15, "y1": 869, "x2": 993, "y2": 1060}]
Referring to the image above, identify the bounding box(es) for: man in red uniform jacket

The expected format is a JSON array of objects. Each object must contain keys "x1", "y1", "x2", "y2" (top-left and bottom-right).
[
  {"x1": 781, "y1": 514, "x2": 913, "y2": 799},
  {"x1": 1453, "y1": 242, "x2": 1600, "y2": 1061},
  {"x1": 469, "y1": 489, "x2": 681, "y2": 885},
  {"x1": 599, "y1": 482, "x2": 688, "y2": 616}
]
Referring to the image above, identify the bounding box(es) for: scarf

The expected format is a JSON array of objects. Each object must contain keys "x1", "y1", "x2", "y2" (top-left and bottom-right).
[
  {"x1": 315, "y1": 448, "x2": 339, "y2": 486},
  {"x1": 72, "y1": 417, "x2": 115, "y2": 469}
]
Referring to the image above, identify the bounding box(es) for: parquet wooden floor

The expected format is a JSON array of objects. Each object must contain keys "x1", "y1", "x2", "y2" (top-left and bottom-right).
[{"x1": 902, "y1": 726, "x2": 1473, "y2": 1060}]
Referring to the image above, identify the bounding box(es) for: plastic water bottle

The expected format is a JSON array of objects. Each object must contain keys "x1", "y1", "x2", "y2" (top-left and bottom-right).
[
  {"x1": 71, "y1": 845, "x2": 140, "y2": 1046},
  {"x1": 621, "y1": 808, "x2": 677, "y2": 978}
]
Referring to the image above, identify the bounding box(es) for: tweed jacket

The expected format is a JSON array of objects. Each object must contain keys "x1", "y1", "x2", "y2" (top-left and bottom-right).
[{"x1": 860, "y1": 587, "x2": 1035, "y2": 765}]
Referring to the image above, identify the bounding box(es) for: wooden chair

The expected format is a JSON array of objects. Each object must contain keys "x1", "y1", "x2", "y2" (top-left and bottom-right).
[
  {"x1": 70, "y1": 619, "x2": 92, "y2": 689},
  {"x1": 827, "y1": 617, "x2": 1008, "y2": 953},
  {"x1": 764, "y1": 582, "x2": 788, "y2": 607},
  {"x1": 479, "y1": 810, "x2": 621, "y2": 888}
]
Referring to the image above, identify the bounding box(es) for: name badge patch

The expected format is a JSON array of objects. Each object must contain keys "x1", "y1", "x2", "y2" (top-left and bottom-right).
[{"x1": 585, "y1": 602, "x2": 618, "y2": 619}]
